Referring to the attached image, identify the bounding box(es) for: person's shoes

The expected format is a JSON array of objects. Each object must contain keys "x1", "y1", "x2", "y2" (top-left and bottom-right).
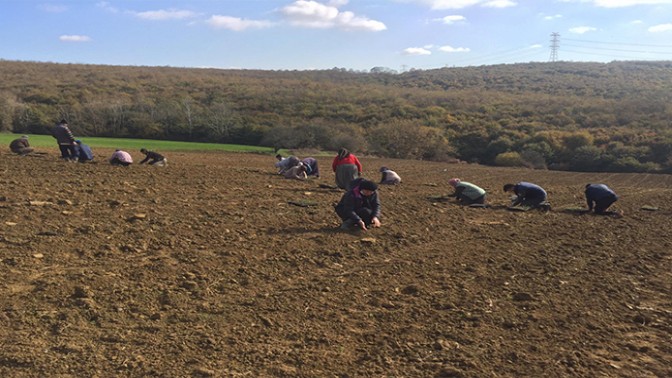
[
  {"x1": 539, "y1": 202, "x2": 551, "y2": 212},
  {"x1": 340, "y1": 220, "x2": 354, "y2": 230}
]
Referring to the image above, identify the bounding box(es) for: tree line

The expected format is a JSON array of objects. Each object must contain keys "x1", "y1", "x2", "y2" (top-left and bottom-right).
[{"x1": 1, "y1": 59, "x2": 672, "y2": 173}]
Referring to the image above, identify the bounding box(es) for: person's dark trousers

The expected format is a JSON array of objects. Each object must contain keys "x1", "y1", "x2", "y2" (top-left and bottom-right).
[
  {"x1": 110, "y1": 158, "x2": 131, "y2": 167},
  {"x1": 521, "y1": 197, "x2": 546, "y2": 208},
  {"x1": 459, "y1": 194, "x2": 485, "y2": 205},
  {"x1": 337, "y1": 207, "x2": 375, "y2": 226},
  {"x1": 59, "y1": 144, "x2": 79, "y2": 160},
  {"x1": 595, "y1": 194, "x2": 617, "y2": 214}
]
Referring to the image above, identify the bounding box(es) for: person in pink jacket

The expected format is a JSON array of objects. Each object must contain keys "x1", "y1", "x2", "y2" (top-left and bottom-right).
[{"x1": 109, "y1": 149, "x2": 133, "y2": 166}]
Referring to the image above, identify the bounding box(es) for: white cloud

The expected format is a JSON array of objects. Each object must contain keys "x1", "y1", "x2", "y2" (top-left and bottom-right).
[
  {"x1": 593, "y1": 0, "x2": 672, "y2": 7},
  {"x1": 437, "y1": 15, "x2": 466, "y2": 24},
  {"x1": 207, "y1": 16, "x2": 274, "y2": 31},
  {"x1": 529, "y1": 44, "x2": 543, "y2": 49},
  {"x1": 569, "y1": 26, "x2": 597, "y2": 34},
  {"x1": 482, "y1": 0, "x2": 517, "y2": 8},
  {"x1": 403, "y1": 47, "x2": 432, "y2": 55},
  {"x1": 59, "y1": 35, "x2": 92, "y2": 42},
  {"x1": 38, "y1": 4, "x2": 67, "y2": 13},
  {"x1": 556, "y1": 0, "x2": 672, "y2": 5},
  {"x1": 438, "y1": 45, "x2": 470, "y2": 52},
  {"x1": 649, "y1": 23, "x2": 672, "y2": 32},
  {"x1": 543, "y1": 14, "x2": 563, "y2": 20},
  {"x1": 414, "y1": 0, "x2": 482, "y2": 10},
  {"x1": 97, "y1": 1, "x2": 119, "y2": 13},
  {"x1": 280, "y1": 0, "x2": 386, "y2": 31},
  {"x1": 630, "y1": 19, "x2": 644, "y2": 24},
  {"x1": 132, "y1": 9, "x2": 197, "y2": 21},
  {"x1": 411, "y1": 0, "x2": 517, "y2": 9}
]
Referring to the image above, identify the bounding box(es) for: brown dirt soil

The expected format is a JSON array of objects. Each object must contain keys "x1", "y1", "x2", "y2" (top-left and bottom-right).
[{"x1": 1, "y1": 149, "x2": 671, "y2": 378}]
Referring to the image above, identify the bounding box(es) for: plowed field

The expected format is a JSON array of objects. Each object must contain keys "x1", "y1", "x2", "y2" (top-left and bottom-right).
[{"x1": 1, "y1": 149, "x2": 671, "y2": 377}]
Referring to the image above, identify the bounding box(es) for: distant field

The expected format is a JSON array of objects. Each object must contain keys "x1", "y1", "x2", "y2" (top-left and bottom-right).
[{"x1": 0, "y1": 133, "x2": 278, "y2": 154}]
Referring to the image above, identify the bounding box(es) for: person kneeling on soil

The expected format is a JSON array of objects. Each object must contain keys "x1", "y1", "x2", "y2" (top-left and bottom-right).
[
  {"x1": 283, "y1": 162, "x2": 308, "y2": 180},
  {"x1": 448, "y1": 178, "x2": 486, "y2": 205},
  {"x1": 335, "y1": 178, "x2": 381, "y2": 231},
  {"x1": 504, "y1": 181, "x2": 550, "y2": 211},
  {"x1": 379, "y1": 166, "x2": 401, "y2": 185},
  {"x1": 139, "y1": 148, "x2": 167, "y2": 166},
  {"x1": 275, "y1": 154, "x2": 301, "y2": 175},
  {"x1": 585, "y1": 183, "x2": 620, "y2": 215},
  {"x1": 75, "y1": 139, "x2": 94, "y2": 163},
  {"x1": 109, "y1": 149, "x2": 133, "y2": 166},
  {"x1": 301, "y1": 157, "x2": 320, "y2": 178},
  {"x1": 9, "y1": 135, "x2": 33, "y2": 156}
]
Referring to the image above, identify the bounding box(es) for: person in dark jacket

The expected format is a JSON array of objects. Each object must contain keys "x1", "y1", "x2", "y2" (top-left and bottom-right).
[
  {"x1": 504, "y1": 182, "x2": 549, "y2": 211},
  {"x1": 335, "y1": 178, "x2": 381, "y2": 231},
  {"x1": 51, "y1": 119, "x2": 79, "y2": 161},
  {"x1": 139, "y1": 148, "x2": 167, "y2": 166},
  {"x1": 332, "y1": 148, "x2": 362, "y2": 190},
  {"x1": 9, "y1": 135, "x2": 33, "y2": 155},
  {"x1": 585, "y1": 183, "x2": 619, "y2": 215},
  {"x1": 301, "y1": 157, "x2": 320, "y2": 177},
  {"x1": 75, "y1": 140, "x2": 94, "y2": 163}
]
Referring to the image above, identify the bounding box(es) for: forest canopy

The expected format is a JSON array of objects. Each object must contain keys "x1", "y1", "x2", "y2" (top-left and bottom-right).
[{"x1": 2, "y1": 59, "x2": 672, "y2": 173}]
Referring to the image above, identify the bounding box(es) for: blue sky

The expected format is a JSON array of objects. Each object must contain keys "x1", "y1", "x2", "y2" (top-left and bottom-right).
[{"x1": 1, "y1": 0, "x2": 672, "y2": 71}]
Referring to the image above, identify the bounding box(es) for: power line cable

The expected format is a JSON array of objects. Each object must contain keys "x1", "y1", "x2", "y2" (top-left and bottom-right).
[
  {"x1": 561, "y1": 49, "x2": 655, "y2": 60},
  {"x1": 563, "y1": 43, "x2": 672, "y2": 55},
  {"x1": 563, "y1": 38, "x2": 672, "y2": 48},
  {"x1": 447, "y1": 45, "x2": 546, "y2": 67}
]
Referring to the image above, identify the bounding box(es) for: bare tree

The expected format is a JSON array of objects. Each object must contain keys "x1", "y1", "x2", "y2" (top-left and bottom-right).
[{"x1": 181, "y1": 96, "x2": 195, "y2": 140}]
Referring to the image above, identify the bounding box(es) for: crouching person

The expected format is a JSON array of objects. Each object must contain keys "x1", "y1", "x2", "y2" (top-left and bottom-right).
[
  {"x1": 302, "y1": 157, "x2": 320, "y2": 177},
  {"x1": 585, "y1": 183, "x2": 619, "y2": 215},
  {"x1": 504, "y1": 181, "x2": 549, "y2": 211},
  {"x1": 75, "y1": 139, "x2": 94, "y2": 163},
  {"x1": 379, "y1": 166, "x2": 401, "y2": 185},
  {"x1": 448, "y1": 178, "x2": 486, "y2": 205},
  {"x1": 109, "y1": 149, "x2": 133, "y2": 166},
  {"x1": 275, "y1": 154, "x2": 300, "y2": 175},
  {"x1": 335, "y1": 178, "x2": 381, "y2": 231},
  {"x1": 139, "y1": 148, "x2": 167, "y2": 166},
  {"x1": 9, "y1": 135, "x2": 33, "y2": 155},
  {"x1": 283, "y1": 162, "x2": 308, "y2": 180}
]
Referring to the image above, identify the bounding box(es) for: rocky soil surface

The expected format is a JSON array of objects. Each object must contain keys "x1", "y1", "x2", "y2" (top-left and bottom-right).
[{"x1": 1, "y1": 149, "x2": 670, "y2": 377}]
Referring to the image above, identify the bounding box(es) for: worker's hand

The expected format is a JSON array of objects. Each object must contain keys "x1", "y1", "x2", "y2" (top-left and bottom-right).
[
  {"x1": 371, "y1": 217, "x2": 381, "y2": 228},
  {"x1": 358, "y1": 220, "x2": 367, "y2": 231}
]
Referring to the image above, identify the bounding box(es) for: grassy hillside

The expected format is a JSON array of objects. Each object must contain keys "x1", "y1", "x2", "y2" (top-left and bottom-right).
[{"x1": 1, "y1": 60, "x2": 672, "y2": 172}]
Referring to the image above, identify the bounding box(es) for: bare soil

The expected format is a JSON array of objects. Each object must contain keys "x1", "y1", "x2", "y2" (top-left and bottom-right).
[{"x1": 1, "y1": 149, "x2": 671, "y2": 377}]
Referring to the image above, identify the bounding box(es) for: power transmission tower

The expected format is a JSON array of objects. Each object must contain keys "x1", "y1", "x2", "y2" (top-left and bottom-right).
[{"x1": 549, "y1": 32, "x2": 560, "y2": 62}]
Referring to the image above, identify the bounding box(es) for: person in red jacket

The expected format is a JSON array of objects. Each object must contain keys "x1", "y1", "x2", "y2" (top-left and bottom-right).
[{"x1": 332, "y1": 148, "x2": 362, "y2": 190}]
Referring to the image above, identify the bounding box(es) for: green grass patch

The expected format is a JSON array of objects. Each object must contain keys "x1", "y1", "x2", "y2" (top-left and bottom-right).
[{"x1": 0, "y1": 133, "x2": 279, "y2": 154}]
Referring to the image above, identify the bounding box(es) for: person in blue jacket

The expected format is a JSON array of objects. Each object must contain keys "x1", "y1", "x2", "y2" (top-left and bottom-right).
[
  {"x1": 335, "y1": 178, "x2": 381, "y2": 231},
  {"x1": 75, "y1": 140, "x2": 94, "y2": 163},
  {"x1": 585, "y1": 183, "x2": 619, "y2": 215},
  {"x1": 504, "y1": 182, "x2": 549, "y2": 210}
]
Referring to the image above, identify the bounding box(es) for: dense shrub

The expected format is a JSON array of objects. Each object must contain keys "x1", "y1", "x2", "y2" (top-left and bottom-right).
[
  {"x1": 3, "y1": 60, "x2": 672, "y2": 173},
  {"x1": 494, "y1": 152, "x2": 525, "y2": 167}
]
